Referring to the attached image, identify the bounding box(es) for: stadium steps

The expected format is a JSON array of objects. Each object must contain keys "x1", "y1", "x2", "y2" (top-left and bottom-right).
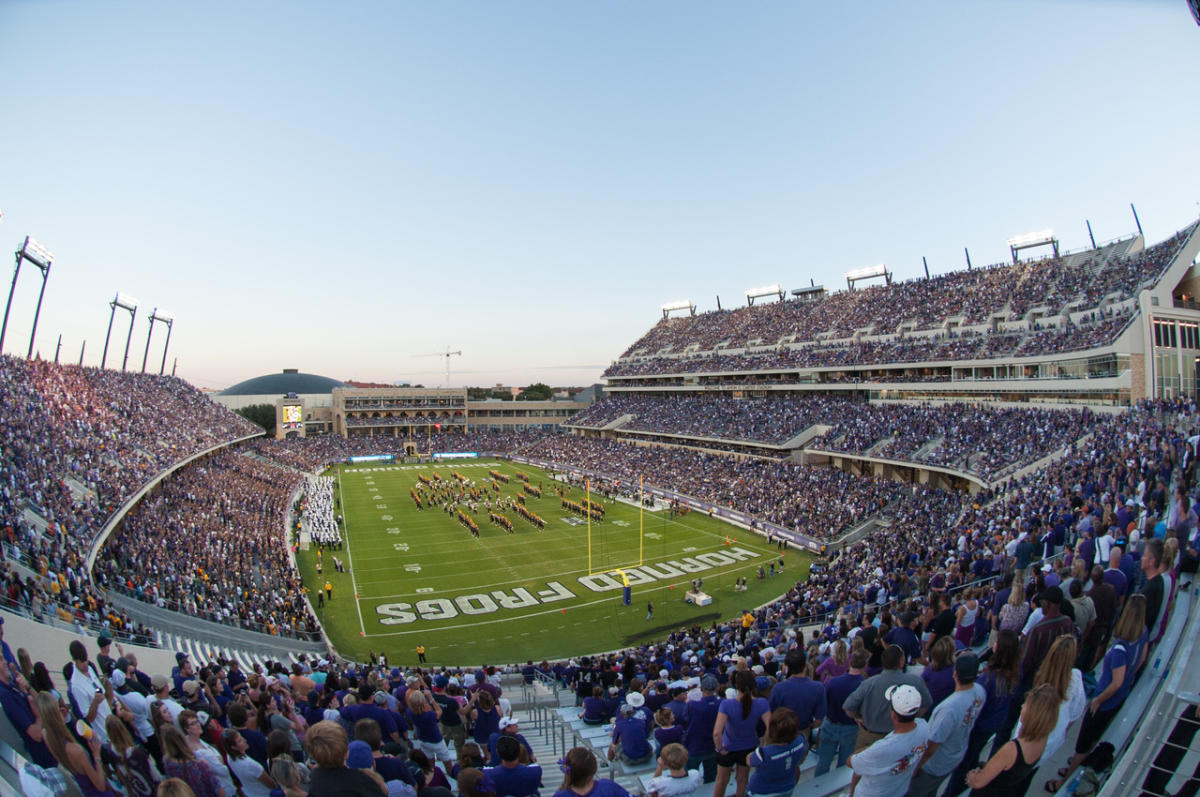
[
  {"x1": 20, "y1": 508, "x2": 49, "y2": 533},
  {"x1": 910, "y1": 435, "x2": 943, "y2": 460}
]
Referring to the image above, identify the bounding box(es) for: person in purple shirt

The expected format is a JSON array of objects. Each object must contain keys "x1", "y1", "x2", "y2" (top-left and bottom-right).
[
  {"x1": 1103, "y1": 549, "x2": 1129, "y2": 603},
  {"x1": 713, "y1": 671, "x2": 771, "y2": 797},
  {"x1": 553, "y1": 746, "x2": 631, "y2": 797},
  {"x1": 682, "y1": 675, "x2": 722, "y2": 783},
  {"x1": 814, "y1": 649, "x2": 866, "y2": 776},
  {"x1": 1077, "y1": 530, "x2": 1096, "y2": 570},
  {"x1": 883, "y1": 612, "x2": 923, "y2": 665},
  {"x1": 921, "y1": 637, "x2": 957, "y2": 709},
  {"x1": 609, "y1": 704, "x2": 652, "y2": 765},
  {"x1": 487, "y1": 735, "x2": 543, "y2": 797},
  {"x1": 767, "y1": 650, "x2": 825, "y2": 739}
]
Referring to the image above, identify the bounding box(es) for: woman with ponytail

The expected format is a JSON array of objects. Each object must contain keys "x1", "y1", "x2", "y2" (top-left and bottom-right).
[{"x1": 711, "y1": 670, "x2": 771, "y2": 797}]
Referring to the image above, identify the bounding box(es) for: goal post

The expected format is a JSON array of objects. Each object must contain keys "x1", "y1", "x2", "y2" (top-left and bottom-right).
[{"x1": 585, "y1": 476, "x2": 647, "y2": 576}]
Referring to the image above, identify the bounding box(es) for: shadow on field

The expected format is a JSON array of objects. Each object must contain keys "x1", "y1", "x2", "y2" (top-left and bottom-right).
[{"x1": 621, "y1": 611, "x2": 721, "y2": 645}]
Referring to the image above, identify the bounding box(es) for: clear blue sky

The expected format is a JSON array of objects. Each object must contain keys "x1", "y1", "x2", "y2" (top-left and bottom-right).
[{"x1": 1, "y1": 0, "x2": 1197, "y2": 390}]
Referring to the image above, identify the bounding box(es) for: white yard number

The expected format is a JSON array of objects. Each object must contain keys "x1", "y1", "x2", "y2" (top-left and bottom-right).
[
  {"x1": 393, "y1": 543, "x2": 410, "y2": 551},
  {"x1": 380, "y1": 515, "x2": 393, "y2": 521},
  {"x1": 405, "y1": 564, "x2": 422, "y2": 573}
]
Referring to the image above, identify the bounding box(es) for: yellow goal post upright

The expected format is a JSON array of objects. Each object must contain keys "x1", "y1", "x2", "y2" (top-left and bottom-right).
[{"x1": 585, "y1": 474, "x2": 647, "y2": 577}]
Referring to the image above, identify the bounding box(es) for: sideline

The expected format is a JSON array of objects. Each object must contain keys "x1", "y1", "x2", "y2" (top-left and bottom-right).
[{"x1": 338, "y1": 466, "x2": 368, "y2": 636}]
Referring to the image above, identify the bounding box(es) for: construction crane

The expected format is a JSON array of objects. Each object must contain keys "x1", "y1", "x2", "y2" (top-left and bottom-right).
[{"x1": 414, "y1": 347, "x2": 462, "y2": 386}]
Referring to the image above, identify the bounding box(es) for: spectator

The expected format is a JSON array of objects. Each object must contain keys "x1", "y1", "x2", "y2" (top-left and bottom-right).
[
  {"x1": 682, "y1": 674, "x2": 721, "y2": 783},
  {"x1": 965, "y1": 684, "x2": 1059, "y2": 795},
  {"x1": 159, "y1": 724, "x2": 223, "y2": 797},
  {"x1": 553, "y1": 746, "x2": 631, "y2": 797},
  {"x1": 814, "y1": 648, "x2": 867, "y2": 776},
  {"x1": 306, "y1": 720, "x2": 385, "y2": 796},
  {"x1": 843, "y1": 645, "x2": 932, "y2": 752},
  {"x1": 746, "y1": 708, "x2": 806, "y2": 797},
  {"x1": 221, "y1": 728, "x2": 277, "y2": 797},
  {"x1": 847, "y1": 683, "x2": 929, "y2": 797},
  {"x1": 486, "y1": 734, "x2": 544, "y2": 797},
  {"x1": 33, "y1": 690, "x2": 116, "y2": 797},
  {"x1": 767, "y1": 649, "x2": 824, "y2": 743},
  {"x1": 907, "y1": 653, "x2": 986, "y2": 797},
  {"x1": 712, "y1": 670, "x2": 772, "y2": 797}
]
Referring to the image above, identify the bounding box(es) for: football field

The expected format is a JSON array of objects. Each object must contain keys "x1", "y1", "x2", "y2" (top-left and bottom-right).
[{"x1": 296, "y1": 459, "x2": 809, "y2": 666}]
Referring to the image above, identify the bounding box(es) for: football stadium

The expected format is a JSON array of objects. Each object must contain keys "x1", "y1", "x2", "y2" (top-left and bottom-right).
[{"x1": 3, "y1": 3, "x2": 1200, "y2": 797}]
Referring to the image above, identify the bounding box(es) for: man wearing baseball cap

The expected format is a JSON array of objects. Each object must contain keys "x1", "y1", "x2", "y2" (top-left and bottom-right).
[
  {"x1": 906, "y1": 653, "x2": 986, "y2": 797},
  {"x1": 848, "y1": 683, "x2": 930, "y2": 797},
  {"x1": 488, "y1": 716, "x2": 536, "y2": 766},
  {"x1": 843, "y1": 645, "x2": 931, "y2": 752}
]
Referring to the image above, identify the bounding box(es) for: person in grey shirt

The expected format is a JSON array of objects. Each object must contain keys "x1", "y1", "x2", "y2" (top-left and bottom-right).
[
  {"x1": 906, "y1": 653, "x2": 986, "y2": 797},
  {"x1": 842, "y1": 644, "x2": 932, "y2": 752}
]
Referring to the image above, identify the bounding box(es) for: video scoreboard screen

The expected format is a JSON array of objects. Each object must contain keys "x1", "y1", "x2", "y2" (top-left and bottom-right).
[{"x1": 281, "y1": 404, "x2": 303, "y2": 429}]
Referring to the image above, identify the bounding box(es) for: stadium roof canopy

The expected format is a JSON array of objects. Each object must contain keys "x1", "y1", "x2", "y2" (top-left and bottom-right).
[{"x1": 220, "y1": 369, "x2": 346, "y2": 396}]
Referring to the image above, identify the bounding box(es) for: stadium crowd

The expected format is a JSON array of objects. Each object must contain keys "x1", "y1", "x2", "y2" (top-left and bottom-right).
[
  {"x1": 615, "y1": 227, "x2": 1190, "y2": 361},
  {"x1": 247, "y1": 431, "x2": 549, "y2": 474},
  {"x1": 567, "y1": 394, "x2": 865, "y2": 446},
  {"x1": 94, "y1": 453, "x2": 317, "y2": 640},
  {"x1": 568, "y1": 394, "x2": 1094, "y2": 481},
  {"x1": 604, "y1": 307, "x2": 1138, "y2": 379},
  {"x1": 810, "y1": 402, "x2": 1096, "y2": 480},
  {"x1": 0, "y1": 356, "x2": 256, "y2": 645},
  {"x1": 523, "y1": 435, "x2": 912, "y2": 540},
  {"x1": 4, "y1": 390, "x2": 1194, "y2": 797}
]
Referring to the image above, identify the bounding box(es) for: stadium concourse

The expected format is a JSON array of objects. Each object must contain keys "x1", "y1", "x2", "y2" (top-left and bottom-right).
[{"x1": 1, "y1": 220, "x2": 1200, "y2": 795}]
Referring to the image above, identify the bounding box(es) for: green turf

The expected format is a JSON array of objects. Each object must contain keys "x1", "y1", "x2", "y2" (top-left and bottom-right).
[{"x1": 296, "y1": 460, "x2": 809, "y2": 667}]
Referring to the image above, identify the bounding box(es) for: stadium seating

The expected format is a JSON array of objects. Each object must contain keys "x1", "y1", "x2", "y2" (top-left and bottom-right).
[{"x1": 605, "y1": 225, "x2": 1193, "y2": 378}]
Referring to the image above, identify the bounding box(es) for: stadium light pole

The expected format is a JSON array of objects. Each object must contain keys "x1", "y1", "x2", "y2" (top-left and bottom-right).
[
  {"x1": 745, "y1": 284, "x2": 783, "y2": 307},
  {"x1": 157, "y1": 311, "x2": 175, "y2": 375},
  {"x1": 100, "y1": 292, "x2": 139, "y2": 370},
  {"x1": 141, "y1": 308, "x2": 175, "y2": 373},
  {"x1": 1, "y1": 236, "x2": 54, "y2": 358}
]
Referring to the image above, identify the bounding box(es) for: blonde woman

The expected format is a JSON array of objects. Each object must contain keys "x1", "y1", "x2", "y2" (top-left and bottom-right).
[
  {"x1": 954, "y1": 588, "x2": 980, "y2": 647},
  {"x1": 815, "y1": 640, "x2": 848, "y2": 684},
  {"x1": 1046, "y1": 596, "x2": 1147, "y2": 792},
  {"x1": 159, "y1": 724, "x2": 224, "y2": 797},
  {"x1": 106, "y1": 714, "x2": 162, "y2": 797},
  {"x1": 997, "y1": 579, "x2": 1029, "y2": 632},
  {"x1": 267, "y1": 754, "x2": 307, "y2": 797},
  {"x1": 967, "y1": 684, "x2": 1059, "y2": 794},
  {"x1": 1020, "y1": 634, "x2": 1086, "y2": 765},
  {"x1": 33, "y1": 691, "x2": 116, "y2": 797}
]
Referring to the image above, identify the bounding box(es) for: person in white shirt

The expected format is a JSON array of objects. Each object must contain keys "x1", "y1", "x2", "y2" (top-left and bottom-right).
[
  {"x1": 848, "y1": 684, "x2": 931, "y2": 797},
  {"x1": 67, "y1": 640, "x2": 115, "y2": 745}
]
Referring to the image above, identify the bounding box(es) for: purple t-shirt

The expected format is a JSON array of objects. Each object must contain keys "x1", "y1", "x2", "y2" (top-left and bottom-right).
[
  {"x1": 409, "y1": 708, "x2": 443, "y2": 743},
  {"x1": 718, "y1": 696, "x2": 770, "y2": 751},
  {"x1": 553, "y1": 777, "x2": 632, "y2": 797}
]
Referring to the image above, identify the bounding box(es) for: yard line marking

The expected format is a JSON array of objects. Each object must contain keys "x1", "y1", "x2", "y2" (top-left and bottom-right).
[{"x1": 338, "y1": 467, "x2": 367, "y2": 637}]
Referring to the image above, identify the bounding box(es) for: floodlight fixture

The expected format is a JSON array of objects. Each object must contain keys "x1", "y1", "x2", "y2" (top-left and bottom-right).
[
  {"x1": 114, "y1": 292, "x2": 139, "y2": 311},
  {"x1": 1, "y1": 235, "x2": 55, "y2": 358},
  {"x1": 744, "y1": 284, "x2": 783, "y2": 306},
  {"x1": 142, "y1": 308, "x2": 176, "y2": 374},
  {"x1": 660, "y1": 299, "x2": 695, "y2": 319},
  {"x1": 101, "y1": 291, "x2": 140, "y2": 370},
  {"x1": 20, "y1": 237, "x2": 54, "y2": 269},
  {"x1": 845, "y1": 264, "x2": 891, "y2": 290},
  {"x1": 1006, "y1": 228, "x2": 1059, "y2": 263},
  {"x1": 1005, "y1": 229, "x2": 1054, "y2": 249}
]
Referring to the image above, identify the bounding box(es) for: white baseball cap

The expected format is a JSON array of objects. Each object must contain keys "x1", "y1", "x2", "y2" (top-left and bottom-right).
[{"x1": 885, "y1": 684, "x2": 922, "y2": 717}]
